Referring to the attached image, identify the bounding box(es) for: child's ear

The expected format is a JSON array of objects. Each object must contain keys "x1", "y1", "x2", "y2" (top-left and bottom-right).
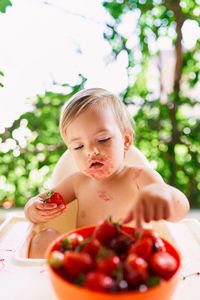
[{"x1": 123, "y1": 128, "x2": 133, "y2": 150}]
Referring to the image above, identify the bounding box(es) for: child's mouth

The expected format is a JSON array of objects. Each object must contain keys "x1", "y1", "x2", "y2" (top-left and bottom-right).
[
  {"x1": 86, "y1": 155, "x2": 113, "y2": 179},
  {"x1": 89, "y1": 161, "x2": 104, "y2": 169}
]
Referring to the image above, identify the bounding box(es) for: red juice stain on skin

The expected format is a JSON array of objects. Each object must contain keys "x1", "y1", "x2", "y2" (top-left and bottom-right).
[
  {"x1": 132, "y1": 169, "x2": 142, "y2": 181},
  {"x1": 98, "y1": 190, "x2": 113, "y2": 202},
  {"x1": 86, "y1": 155, "x2": 114, "y2": 180}
]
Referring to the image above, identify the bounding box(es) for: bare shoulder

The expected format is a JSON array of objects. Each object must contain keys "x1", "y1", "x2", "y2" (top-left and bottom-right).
[
  {"x1": 127, "y1": 166, "x2": 164, "y2": 187},
  {"x1": 62, "y1": 171, "x2": 87, "y2": 185},
  {"x1": 66, "y1": 171, "x2": 92, "y2": 189},
  {"x1": 53, "y1": 171, "x2": 85, "y2": 192},
  {"x1": 52, "y1": 171, "x2": 89, "y2": 204}
]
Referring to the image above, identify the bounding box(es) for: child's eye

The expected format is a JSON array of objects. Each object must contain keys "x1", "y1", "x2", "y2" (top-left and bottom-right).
[
  {"x1": 98, "y1": 137, "x2": 110, "y2": 143},
  {"x1": 74, "y1": 145, "x2": 83, "y2": 150}
]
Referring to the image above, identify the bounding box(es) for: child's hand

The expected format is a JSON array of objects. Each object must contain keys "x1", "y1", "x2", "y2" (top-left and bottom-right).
[
  {"x1": 122, "y1": 183, "x2": 173, "y2": 231},
  {"x1": 24, "y1": 196, "x2": 67, "y2": 224}
]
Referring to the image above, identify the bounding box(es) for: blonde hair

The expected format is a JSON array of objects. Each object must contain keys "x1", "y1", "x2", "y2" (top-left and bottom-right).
[{"x1": 59, "y1": 88, "x2": 134, "y2": 141}]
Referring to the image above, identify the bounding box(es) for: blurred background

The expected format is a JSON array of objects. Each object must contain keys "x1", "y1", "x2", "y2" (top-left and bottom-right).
[{"x1": 0, "y1": 0, "x2": 200, "y2": 210}]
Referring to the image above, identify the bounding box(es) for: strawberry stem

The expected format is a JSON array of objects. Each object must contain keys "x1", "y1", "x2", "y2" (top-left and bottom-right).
[
  {"x1": 43, "y1": 190, "x2": 54, "y2": 202},
  {"x1": 107, "y1": 216, "x2": 122, "y2": 232}
]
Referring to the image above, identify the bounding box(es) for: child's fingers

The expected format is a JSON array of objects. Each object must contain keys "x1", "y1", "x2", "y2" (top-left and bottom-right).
[
  {"x1": 144, "y1": 201, "x2": 153, "y2": 223},
  {"x1": 135, "y1": 216, "x2": 142, "y2": 232},
  {"x1": 135, "y1": 202, "x2": 144, "y2": 232},
  {"x1": 157, "y1": 204, "x2": 167, "y2": 220},
  {"x1": 39, "y1": 204, "x2": 65, "y2": 215},
  {"x1": 39, "y1": 206, "x2": 66, "y2": 221},
  {"x1": 36, "y1": 201, "x2": 57, "y2": 210},
  {"x1": 35, "y1": 205, "x2": 66, "y2": 223},
  {"x1": 42, "y1": 210, "x2": 64, "y2": 221},
  {"x1": 163, "y1": 203, "x2": 171, "y2": 220}
]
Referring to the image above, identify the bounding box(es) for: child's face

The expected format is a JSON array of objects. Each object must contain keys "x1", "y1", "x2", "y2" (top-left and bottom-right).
[{"x1": 66, "y1": 106, "x2": 132, "y2": 180}]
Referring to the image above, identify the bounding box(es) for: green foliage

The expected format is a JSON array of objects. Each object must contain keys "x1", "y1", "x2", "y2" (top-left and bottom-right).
[
  {"x1": 0, "y1": 70, "x2": 4, "y2": 88},
  {"x1": 103, "y1": 1, "x2": 125, "y2": 19},
  {"x1": 103, "y1": 0, "x2": 200, "y2": 207},
  {"x1": 0, "y1": 0, "x2": 12, "y2": 87},
  {"x1": 0, "y1": 75, "x2": 87, "y2": 207},
  {"x1": 0, "y1": 0, "x2": 12, "y2": 13}
]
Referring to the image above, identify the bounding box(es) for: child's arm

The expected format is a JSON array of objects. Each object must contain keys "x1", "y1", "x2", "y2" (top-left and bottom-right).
[
  {"x1": 24, "y1": 173, "x2": 77, "y2": 224},
  {"x1": 122, "y1": 167, "x2": 190, "y2": 230}
]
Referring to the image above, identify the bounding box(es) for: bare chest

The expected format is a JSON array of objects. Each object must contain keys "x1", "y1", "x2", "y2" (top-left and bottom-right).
[{"x1": 75, "y1": 178, "x2": 139, "y2": 228}]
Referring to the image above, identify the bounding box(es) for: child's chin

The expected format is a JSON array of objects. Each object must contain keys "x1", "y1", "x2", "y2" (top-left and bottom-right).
[
  {"x1": 85, "y1": 170, "x2": 112, "y2": 180},
  {"x1": 91, "y1": 174, "x2": 109, "y2": 180}
]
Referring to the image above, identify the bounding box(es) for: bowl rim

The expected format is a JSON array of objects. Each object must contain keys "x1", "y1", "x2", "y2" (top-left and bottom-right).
[{"x1": 46, "y1": 225, "x2": 181, "y2": 297}]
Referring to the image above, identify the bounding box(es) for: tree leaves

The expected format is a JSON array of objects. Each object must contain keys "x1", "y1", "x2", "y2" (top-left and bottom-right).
[
  {"x1": 0, "y1": 71, "x2": 4, "y2": 88},
  {"x1": 0, "y1": 0, "x2": 12, "y2": 13},
  {"x1": 0, "y1": 75, "x2": 87, "y2": 207},
  {"x1": 103, "y1": 0, "x2": 200, "y2": 207}
]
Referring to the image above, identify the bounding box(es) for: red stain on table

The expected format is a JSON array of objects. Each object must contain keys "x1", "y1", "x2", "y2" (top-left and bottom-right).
[
  {"x1": 98, "y1": 190, "x2": 113, "y2": 202},
  {"x1": 39, "y1": 262, "x2": 48, "y2": 274},
  {"x1": 0, "y1": 259, "x2": 5, "y2": 272},
  {"x1": 40, "y1": 269, "x2": 47, "y2": 274}
]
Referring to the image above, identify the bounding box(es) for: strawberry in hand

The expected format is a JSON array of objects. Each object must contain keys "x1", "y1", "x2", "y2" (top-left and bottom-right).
[{"x1": 43, "y1": 191, "x2": 66, "y2": 206}]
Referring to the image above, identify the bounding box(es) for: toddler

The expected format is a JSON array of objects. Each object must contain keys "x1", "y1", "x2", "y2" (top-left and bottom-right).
[{"x1": 25, "y1": 88, "x2": 189, "y2": 258}]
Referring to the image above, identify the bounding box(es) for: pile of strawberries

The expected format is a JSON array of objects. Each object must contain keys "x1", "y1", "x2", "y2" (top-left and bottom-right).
[{"x1": 48, "y1": 217, "x2": 178, "y2": 293}]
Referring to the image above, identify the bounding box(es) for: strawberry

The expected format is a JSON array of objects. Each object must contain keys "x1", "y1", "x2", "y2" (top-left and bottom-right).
[
  {"x1": 63, "y1": 251, "x2": 94, "y2": 278},
  {"x1": 82, "y1": 238, "x2": 102, "y2": 259},
  {"x1": 141, "y1": 229, "x2": 166, "y2": 252},
  {"x1": 84, "y1": 271, "x2": 113, "y2": 292},
  {"x1": 67, "y1": 233, "x2": 84, "y2": 248},
  {"x1": 93, "y1": 217, "x2": 120, "y2": 245},
  {"x1": 124, "y1": 253, "x2": 148, "y2": 287},
  {"x1": 60, "y1": 233, "x2": 84, "y2": 252},
  {"x1": 43, "y1": 191, "x2": 66, "y2": 206},
  {"x1": 150, "y1": 252, "x2": 178, "y2": 280},
  {"x1": 96, "y1": 252, "x2": 120, "y2": 275},
  {"x1": 127, "y1": 237, "x2": 153, "y2": 261},
  {"x1": 48, "y1": 251, "x2": 64, "y2": 269}
]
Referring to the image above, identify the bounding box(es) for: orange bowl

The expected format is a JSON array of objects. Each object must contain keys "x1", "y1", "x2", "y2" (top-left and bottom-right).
[{"x1": 46, "y1": 226, "x2": 181, "y2": 300}]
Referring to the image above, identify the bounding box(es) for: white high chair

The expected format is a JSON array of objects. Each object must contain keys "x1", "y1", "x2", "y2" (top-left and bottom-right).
[{"x1": 40, "y1": 146, "x2": 150, "y2": 233}]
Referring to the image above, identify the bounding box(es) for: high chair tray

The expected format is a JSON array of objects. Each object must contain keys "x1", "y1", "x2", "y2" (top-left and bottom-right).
[
  {"x1": 0, "y1": 216, "x2": 57, "y2": 300},
  {"x1": 0, "y1": 215, "x2": 200, "y2": 300}
]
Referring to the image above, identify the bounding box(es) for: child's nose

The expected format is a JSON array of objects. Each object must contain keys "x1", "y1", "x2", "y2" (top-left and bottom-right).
[{"x1": 87, "y1": 144, "x2": 99, "y2": 157}]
